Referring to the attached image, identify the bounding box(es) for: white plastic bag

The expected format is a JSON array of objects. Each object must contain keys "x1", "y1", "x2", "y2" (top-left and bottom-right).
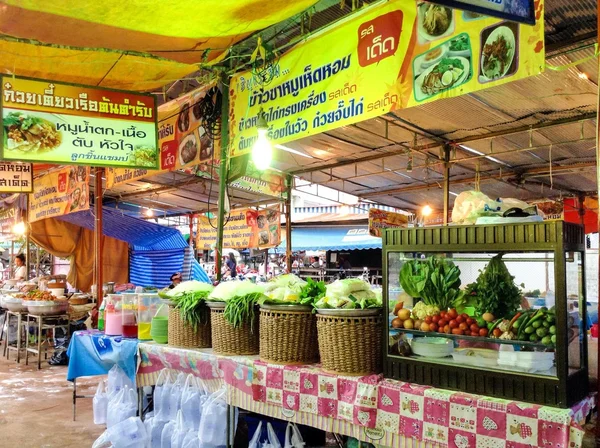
[
  {"x1": 181, "y1": 374, "x2": 202, "y2": 432},
  {"x1": 181, "y1": 430, "x2": 199, "y2": 448},
  {"x1": 154, "y1": 369, "x2": 172, "y2": 422},
  {"x1": 93, "y1": 379, "x2": 108, "y2": 425},
  {"x1": 198, "y1": 388, "x2": 229, "y2": 448},
  {"x1": 284, "y1": 423, "x2": 304, "y2": 448},
  {"x1": 107, "y1": 364, "x2": 134, "y2": 397},
  {"x1": 167, "y1": 372, "x2": 186, "y2": 422},
  {"x1": 93, "y1": 416, "x2": 148, "y2": 448},
  {"x1": 107, "y1": 385, "x2": 138, "y2": 429},
  {"x1": 249, "y1": 421, "x2": 282, "y2": 448},
  {"x1": 451, "y1": 191, "x2": 499, "y2": 224},
  {"x1": 171, "y1": 410, "x2": 191, "y2": 448},
  {"x1": 145, "y1": 416, "x2": 167, "y2": 448},
  {"x1": 161, "y1": 420, "x2": 176, "y2": 448}
]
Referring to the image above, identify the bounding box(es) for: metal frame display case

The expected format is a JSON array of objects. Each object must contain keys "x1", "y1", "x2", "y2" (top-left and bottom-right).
[{"x1": 383, "y1": 221, "x2": 588, "y2": 407}]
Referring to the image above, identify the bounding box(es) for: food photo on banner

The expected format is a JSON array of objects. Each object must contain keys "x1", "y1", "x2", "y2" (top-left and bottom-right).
[
  {"x1": 228, "y1": 0, "x2": 544, "y2": 157},
  {"x1": 105, "y1": 84, "x2": 218, "y2": 188},
  {"x1": 28, "y1": 165, "x2": 90, "y2": 223},
  {"x1": 0, "y1": 76, "x2": 158, "y2": 168},
  {"x1": 196, "y1": 206, "x2": 281, "y2": 250}
]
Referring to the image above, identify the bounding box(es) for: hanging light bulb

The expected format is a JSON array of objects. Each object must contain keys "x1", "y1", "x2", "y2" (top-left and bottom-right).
[
  {"x1": 145, "y1": 208, "x2": 154, "y2": 217},
  {"x1": 252, "y1": 109, "x2": 272, "y2": 170},
  {"x1": 421, "y1": 205, "x2": 432, "y2": 217},
  {"x1": 12, "y1": 221, "x2": 26, "y2": 235}
]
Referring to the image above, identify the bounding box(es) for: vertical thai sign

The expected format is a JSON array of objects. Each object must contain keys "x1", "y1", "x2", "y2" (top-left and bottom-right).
[
  {"x1": 1, "y1": 76, "x2": 158, "y2": 168},
  {"x1": 0, "y1": 194, "x2": 22, "y2": 236}
]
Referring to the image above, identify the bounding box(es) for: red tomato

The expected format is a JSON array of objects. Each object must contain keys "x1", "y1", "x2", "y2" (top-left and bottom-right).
[
  {"x1": 451, "y1": 328, "x2": 464, "y2": 335},
  {"x1": 425, "y1": 316, "x2": 432, "y2": 324},
  {"x1": 429, "y1": 323, "x2": 438, "y2": 332},
  {"x1": 466, "y1": 318, "x2": 474, "y2": 326},
  {"x1": 438, "y1": 319, "x2": 448, "y2": 328},
  {"x1": 456, "y1": 316, "x2": 464, "y2": 324},
  {"x1": 459, "y1": 322, "x2": 469, "y2": 331},
  {"x1": 479, "y1": 328, "x2": 489, "y2": 337},
  {"x1": 432, "y1": 315, "x2": 440, "y2": 324},
  {"x1": 447, "y1": 309, "x2": 458, "y2": 319},
  {"x1": 470, "y1": 323, "x2": 479, "y2": 332},
  {"x1": 461, "y1": 313, "x2": 469, "y2": 320},
  {"x1": 493, "y1": 328, "x2": 502, "y2": 338},
  {"x1": 439, "y1": 311, "x2": 447, "y2": 319},
  {"x1": 470, "y1": 331, "x2": 479, "y2": 337},
  {"x1": 444, "y1": 325, "x2": 451, "y2": 334},
  {"x1": 448, "y1": 319, "x2": 458, "y2": 329}
]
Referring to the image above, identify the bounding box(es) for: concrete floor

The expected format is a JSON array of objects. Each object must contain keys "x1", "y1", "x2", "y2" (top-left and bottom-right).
[{"x1": 0, "y1": 354, "x2": 103, "y2": 447}]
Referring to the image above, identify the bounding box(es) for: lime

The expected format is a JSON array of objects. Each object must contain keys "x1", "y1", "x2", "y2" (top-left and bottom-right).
[
  {"x1": 546, "y1": 315, "x2": 555, "y2": 324},
  {"x1": 529, "y1": 334, "x2": 539, "y2": 342},
  {"x1": 551, "y1": 334, "x2": 556, "y2": 344},
  {"x1": 536, "y1": 327, "x2": 548, "y2": 337},
  {"x1": 541, "y1": 335, "x2": 552, "y2": 346},
  {"x1": 549, "y1": 325, "x2": 556, "y2": 335},
  {"x1": 542, "y1": 321, "x2": 550, "y2": 328},
  {"x1": 524, "y1": 326, "x2": 535, "y2": 334},
  {"x1": 513, "y1": 320, "x2": 520, "y2": 329},
  {"x1": 532, "y1": 320, "x2": 542, "y2": 329}
]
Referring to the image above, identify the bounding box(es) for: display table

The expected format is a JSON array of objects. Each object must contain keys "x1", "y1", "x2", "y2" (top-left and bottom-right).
[
  {"x1": 66, "y1": 330, "x2": 139, "y2": 420},
  {"x1": 137, "y1": 343, "x2": 594, "y2": 448}
]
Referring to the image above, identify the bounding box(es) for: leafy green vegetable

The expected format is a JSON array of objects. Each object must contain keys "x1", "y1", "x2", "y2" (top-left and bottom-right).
[
  {"x1": 299, "y1": 277, "x2": 326, "y2": 306},
  {"x1": 400, "y1": 257, "x2": 463, "y2": 310},
  {"x1": 450, "y1": 35, "x2": 469, "y2": 52},
  {"x1": 465, "y1": 254, "x2": 523, "y2": 318},
  {"x1": 3, "y1": 112, "x2": 43, "y2": 130},
  {"x1": 432, "y1": 58, "x2": 464, "y2": 74},
  {"x1": 171, "y1": 290, "x2": 211, "y2": 331},
  {"x1": 223, "y1": 292, "x2": 263, "y2": 331}
]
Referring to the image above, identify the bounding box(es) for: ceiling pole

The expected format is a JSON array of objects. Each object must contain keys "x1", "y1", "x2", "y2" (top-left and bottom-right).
[
  {"x1": 95, "y1": 167, "x2": 104, "y2": 304},
  {"x1": 285, "y1": 175, "x2": 293, "y2": 273},
  {"x1": 443, "y1": 145, "x2": 451, "y2": 226},
  {"x1": 215, "y1": 71, "x2": 230, "y2": 282},
  {"x1": 595, "y1": 7, "x2": 600, "y2": 443}
]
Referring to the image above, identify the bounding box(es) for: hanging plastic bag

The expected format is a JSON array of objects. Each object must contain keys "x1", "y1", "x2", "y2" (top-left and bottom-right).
[
  {"x1": 145, "y1": 416, "x2": 167, "y2": 448},
  {"x1": 284, "y1": 423, "x2": 305, "y2": 448},
  {"x1": 93, "y1": 416, "x2": 148, "y2": 448},
  {"x1": 107, "y1": 385, "x2": 138, "y2": 429},
  {"x1": 93, "y1": 379, "x2": 108, "y2": 425},
  {"x1": 161, "y1": 419, "x2": 176, "y2": 448},
  {"x1": 154, "y1": 369, "x2": 172, "y2": 422},
  {"x1": 170, "y1": 410, "x2": 192, "y2": 448},
  {"x1": 249, "y1": 421, "x2": 282, "y2": 448},
  {"x1": 198, "y1": 388, "x2": 229, "y2": 448},
  {"x1": 181, "y1": 374, "x2": 202, "y2": 432},
  {"x1": 107, "y1": 364, "x2": 134, "y2": 397},
  {"x1": 181, "y1": 430, "x2": 199, "y2": 448},
  {"x1": 167, "y1": 372, "x2": 186, "y2": 422}
]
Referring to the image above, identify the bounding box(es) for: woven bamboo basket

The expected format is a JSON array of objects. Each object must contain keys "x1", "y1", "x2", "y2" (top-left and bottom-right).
[
  {"x1": 208, "y1": 302, "x2": 259, "y2": 355},
  {"x1": 259, "y1": 305, "x2": 318, "y2": 364},
  {"x1": 316, "y1": 309, "x2": 382, "y2": 375},
  {"x1": 168, "y1": 305, "x2": 211, "y2": 348}
]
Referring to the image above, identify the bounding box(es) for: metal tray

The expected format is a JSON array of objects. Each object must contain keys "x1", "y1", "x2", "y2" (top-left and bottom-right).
[
  {"x1": 205, "y1": 301, "x2": 225, "y2": 309},
  {"x1": 260, "y1": 304, "x2": 313, "y2": 312},
  {"x1": 316, "y1": 308, "x2": 382, "y2": 317}
]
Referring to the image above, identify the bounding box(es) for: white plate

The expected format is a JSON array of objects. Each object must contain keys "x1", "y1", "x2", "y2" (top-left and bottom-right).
[
  {"x1": 417, "y1": 3, "x2": 455, "y2": 43},
  {"x1": 178, "y1": 134, "x2": 198, "y2": 166},
  {"x1": 481, "y1": 25, "x2": 515, "y2": 81},
  {"x1": 418, "y1": 44, "x2": 448, "y2": 70},
  {"x1": 414, "y1": 56, "x2": 470, "y2": 102}
]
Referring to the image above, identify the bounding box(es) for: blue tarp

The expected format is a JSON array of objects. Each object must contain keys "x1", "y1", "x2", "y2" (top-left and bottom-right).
[
  {"x1": 58, "y1": 208, "x2": 209, "y2": 287},
  {"x1": 279, "y1": 226, "x2": 381, "y2": 251}
]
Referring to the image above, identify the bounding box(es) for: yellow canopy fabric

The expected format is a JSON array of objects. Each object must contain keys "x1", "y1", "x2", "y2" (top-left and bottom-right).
[
  {"x1": 30, "y1": 218, "x2": 129, "y2": 292},
  {"x1": 0, "y1": 0, "x2": 317, "y2": 90}
]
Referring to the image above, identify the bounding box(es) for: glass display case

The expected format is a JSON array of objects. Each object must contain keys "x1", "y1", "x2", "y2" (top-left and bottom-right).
[{"x1": 383, "y1": 221, "x2": 588, "y2": 407}]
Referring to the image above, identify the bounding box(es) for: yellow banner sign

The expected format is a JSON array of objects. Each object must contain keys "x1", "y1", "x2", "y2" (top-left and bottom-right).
[
  {"x1": 229, "y1": 0, "x2": 544, "y2": 156},
  {"x1": 106, "y1": 85, "x2": 219, "y2": 188},
  {"x1": 29, "y1": 166, "x2": 90, "y2": 223},
  {"x1": 369, "y1": 208, "x2": 409, "y2": 237},
  {"x1": 196, "y1": 206, "x2": 281, "y2": 250},
  {"x1": 1, "y1": 76, "x2": 158, "y2": 168}
]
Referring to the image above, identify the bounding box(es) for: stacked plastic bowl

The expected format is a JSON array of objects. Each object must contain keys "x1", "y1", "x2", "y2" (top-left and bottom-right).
[{"x1": 150, "y1": 316, "x2": 168, "y2": 344}]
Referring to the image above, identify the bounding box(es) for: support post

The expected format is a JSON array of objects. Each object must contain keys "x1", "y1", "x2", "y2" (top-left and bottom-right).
[
  {"x1": 595, "y1": 34, "x2": 600, "y2": 445},
  {"x1": 443, "y1": 144, "x2": 451, "y2": 225},
  {"x1": 285, "y1": 175, "x2": 293, "y2": 273},
  {"x1": 216, "y1": 71, "x2": 230, "y2": 282},
  {"x1": 95, "y1": 167, "x2": 104, "y2": 305},
  {"x1": 25, "y1": 194, "x2": 30, "y2": 281}
]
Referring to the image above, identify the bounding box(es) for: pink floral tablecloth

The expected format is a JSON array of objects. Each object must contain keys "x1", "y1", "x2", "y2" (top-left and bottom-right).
[{"x1": 137, "y1": 343, "x2": 594, "y2": 448}]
